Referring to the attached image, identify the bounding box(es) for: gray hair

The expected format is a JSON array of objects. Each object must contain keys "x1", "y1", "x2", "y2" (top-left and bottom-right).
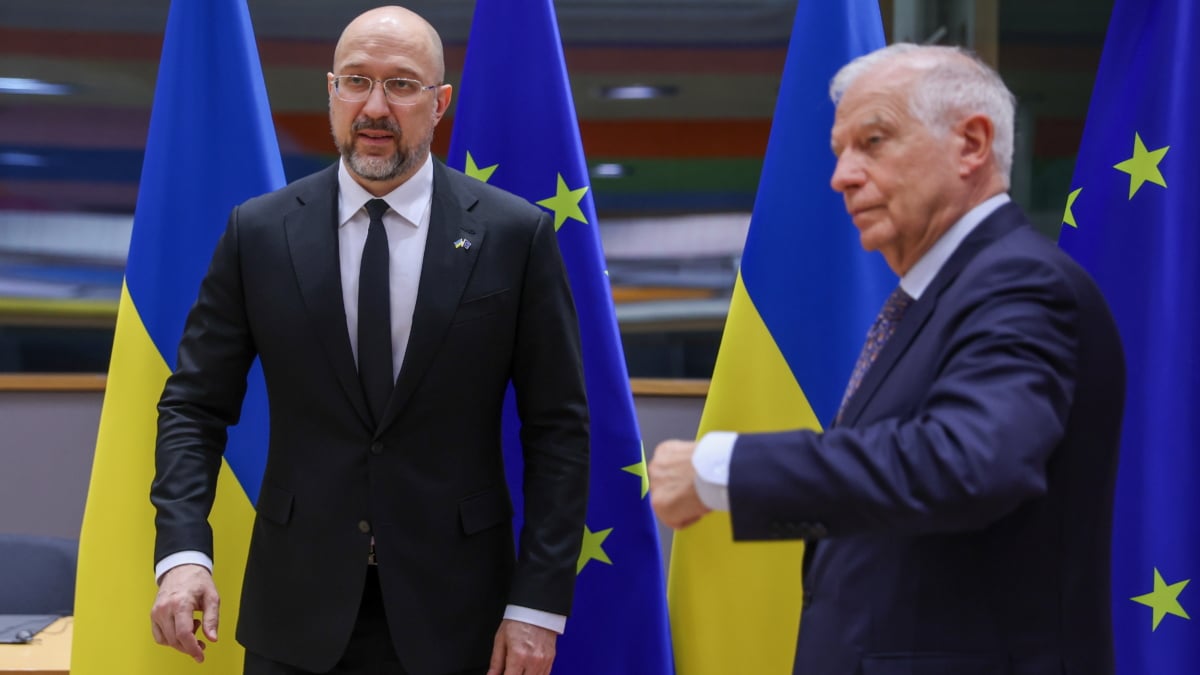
[{"x1": 830, "y1": 43, "x2": 1016, "y2": 184}]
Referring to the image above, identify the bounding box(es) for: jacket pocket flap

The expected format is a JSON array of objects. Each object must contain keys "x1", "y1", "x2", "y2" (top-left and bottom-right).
[
  {"x1": 459, "y1": 488, "x2": 512, "y2": 535},
  {"x1": 451, "y1": 289, "x2": 509, "y2": 325},
  {"x1": 256, "y1": 484, "x2": 294, "y2": 526}
]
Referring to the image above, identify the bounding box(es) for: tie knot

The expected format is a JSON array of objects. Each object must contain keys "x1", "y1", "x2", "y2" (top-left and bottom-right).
[{"x1": 365, "y1": 199, "x2": 389, "y2": 223}]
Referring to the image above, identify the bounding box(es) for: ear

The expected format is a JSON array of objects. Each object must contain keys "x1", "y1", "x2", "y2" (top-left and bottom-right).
[
  {"x1": 956, "y1": 113, "x2": 994, "y2": 177},
  {"x1": 432, "y1": 84, "x2": 453, "y2": 124}
]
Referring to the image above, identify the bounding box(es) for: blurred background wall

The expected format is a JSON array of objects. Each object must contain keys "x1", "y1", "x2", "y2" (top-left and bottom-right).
[{"x1": 0, "y1": 0, "x2": 1113, "y2": 545}]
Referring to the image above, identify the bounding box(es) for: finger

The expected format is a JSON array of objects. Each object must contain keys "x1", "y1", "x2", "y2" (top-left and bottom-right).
[
  {"x1": 150, "y1": 620, "x2": 164, "y2": 645},
  {"x1": 172, "y1": 610, "x2": 204, "y2": 662},
  {"x1": 201, "y1": 589, "x2": 220, "y2": 642}
]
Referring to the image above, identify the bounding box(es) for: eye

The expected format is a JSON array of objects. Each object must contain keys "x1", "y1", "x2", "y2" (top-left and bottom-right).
[
  {"x1": 857, "y1": 133, "x2": 885, "y2": 153},
  {"x1": 388, "y1": 78, "x2": 421, "y2": 93},
  {"x1": 341, "y1": 75, "x2": 371, "y2": 91}
]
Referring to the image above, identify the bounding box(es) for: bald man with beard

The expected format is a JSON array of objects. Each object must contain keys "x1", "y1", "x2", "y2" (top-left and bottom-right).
[{"x1": 149, "y1": 7, "x2": 589, "y2": 674}]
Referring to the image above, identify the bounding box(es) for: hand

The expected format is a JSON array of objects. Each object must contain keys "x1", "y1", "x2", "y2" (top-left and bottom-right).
[
  {"x1": 150, "y1": 564, "x2": 219, "y2": 663},
  {"x1": 487, "y1": 619, "x2": 557, "y2": 675},
  {"x1": 649, "y1": 439, "x2": 711, "y2": 529}
]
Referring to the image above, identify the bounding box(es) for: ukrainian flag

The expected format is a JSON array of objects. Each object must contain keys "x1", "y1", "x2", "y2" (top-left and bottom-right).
[
  {"x1": 1057, "y1": 0, "x2": 1200, "y2": 671},
  {"x1": 72, "y1": 0, "x2": 284, "y2": 671},
  {"x1": 447, "y1": 0, "x2": 673, "y2": 672},
  {"x1": 666, "y1": 2, "x2": 889, "y2": 673}
]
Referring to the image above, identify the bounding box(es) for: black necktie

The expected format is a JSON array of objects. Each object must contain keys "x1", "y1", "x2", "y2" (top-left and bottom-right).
[{"x1": 358, "y1": 199, "x2": 393, "y2": 425}]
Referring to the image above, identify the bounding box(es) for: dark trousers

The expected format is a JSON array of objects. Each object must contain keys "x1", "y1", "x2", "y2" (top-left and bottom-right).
[{"x1": 244, "y1": 566, "x2": 408, "y2": 675}]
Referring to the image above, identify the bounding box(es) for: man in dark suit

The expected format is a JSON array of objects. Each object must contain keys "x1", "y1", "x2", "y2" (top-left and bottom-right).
[
  {"x1": 650, "y1": 44, "x2": 1125, "y2": 674},
  {"x1": 148, "y1": 7, "x2": 588, "y2": 675}
]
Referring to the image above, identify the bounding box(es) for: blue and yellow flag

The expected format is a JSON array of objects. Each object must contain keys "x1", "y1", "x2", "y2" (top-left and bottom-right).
[
  {"x1": 73, "y1": 0, "x2": 283, "y2": 671},
  {"x1": 446, "y1": 0, "x2": 673, "y2": 672},
  {"x1": 1057, "y1": 1, "x2": 1199, "y2": 671},
  {"x1": 666, "y1": 2, "x2": 889, "y2": 673}
]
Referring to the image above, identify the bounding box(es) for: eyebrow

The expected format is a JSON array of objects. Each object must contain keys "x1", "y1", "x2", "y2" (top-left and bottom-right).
[{"x1": 831, "y1": 113, "x2": 891, "y2": 154}]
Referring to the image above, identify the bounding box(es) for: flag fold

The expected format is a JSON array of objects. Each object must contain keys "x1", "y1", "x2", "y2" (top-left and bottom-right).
[
  {"x1": 73, "y1": 0, "x2": 284, "y2": 671},
  {"x1": 666, "y1": 2, "x2": 889, "y2": 673},
  {"x1": 1058, "y1": 1, "x2": 1200, "y2": 671},
  {"x1": 447, "y1": 1, "x2": 674, "y2": 673}
]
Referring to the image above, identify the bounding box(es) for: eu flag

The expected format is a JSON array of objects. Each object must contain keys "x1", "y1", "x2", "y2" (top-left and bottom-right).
[
  {"x1": 447, "y1": 0, "x2": 673, "y2": 672},
  {"x1": 1057, "y1": 1, "x2": 1200, "y2": 672},
  {"x1": 73, "y1": 0, "x2": 283, "y2": 671},
  {"x1": 666, "y1": 1, "x2": 889, "y2": 672}
]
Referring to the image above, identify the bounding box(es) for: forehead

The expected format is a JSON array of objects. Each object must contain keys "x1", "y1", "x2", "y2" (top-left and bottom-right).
[
  {"x1": 832, "y1": 70, "x2": 915, "y2": 136},
  {"x1": 334, "y1": 29, "x2": 436, "y2": 78}
]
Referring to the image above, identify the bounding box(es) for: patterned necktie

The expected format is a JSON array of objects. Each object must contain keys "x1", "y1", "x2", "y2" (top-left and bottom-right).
[
  {"x1": 358, "y1": 198, "x2": 393, "y2": 425},
  {"x1": 835, "y1": 286, "x2": 914, "y2": 425}
]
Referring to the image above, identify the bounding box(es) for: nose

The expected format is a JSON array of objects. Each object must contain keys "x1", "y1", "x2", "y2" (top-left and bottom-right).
[
  {"x1": 830, "y1": 150, "x2": 862, "y2": 194},
  {"x1": 361, "y1": 81, "x2": 392, "y2": 117}
]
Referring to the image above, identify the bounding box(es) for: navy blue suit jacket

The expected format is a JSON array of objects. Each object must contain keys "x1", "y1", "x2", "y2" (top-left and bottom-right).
[{"x1": 729, "y1": 203, "x2": 1125, "y2": 675}]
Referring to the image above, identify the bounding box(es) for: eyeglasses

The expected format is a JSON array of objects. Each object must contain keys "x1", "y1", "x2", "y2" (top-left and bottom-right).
[{"x1": 331, "y1": 75, "x2": 439, "y2": 105}]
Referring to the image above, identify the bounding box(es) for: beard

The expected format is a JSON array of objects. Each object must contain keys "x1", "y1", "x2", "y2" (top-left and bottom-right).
[{"x1": 335, "y1": 117, "x2": 432, "y2": 182}]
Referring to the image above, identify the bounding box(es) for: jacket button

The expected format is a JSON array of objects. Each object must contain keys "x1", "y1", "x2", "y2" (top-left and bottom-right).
[
  {"x1": 370, "y1": 441, "x2": 383, "y2": 455},
  {"x1": 358, "y1": 520, "x2": 371, "y2": 533}
]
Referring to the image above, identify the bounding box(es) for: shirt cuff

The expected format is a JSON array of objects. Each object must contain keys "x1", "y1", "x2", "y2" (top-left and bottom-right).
[
  {"x1": 692, "y1": 430, "x2": 737, "y2": 511},
  {"x1": 503, "y1": 605, "x2": 567, "y2": 634},
  {"x1": 155, "y1": 550, "x2": 213, "y2": 584}
]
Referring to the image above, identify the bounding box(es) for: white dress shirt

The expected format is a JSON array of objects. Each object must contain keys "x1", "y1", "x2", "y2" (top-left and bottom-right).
[
  {"x1": 692, "y1": 193, "x2": 1013, "y2": 511},
  {"x1": 157, "y1": 155, "x2": 566, "y2": 634}
]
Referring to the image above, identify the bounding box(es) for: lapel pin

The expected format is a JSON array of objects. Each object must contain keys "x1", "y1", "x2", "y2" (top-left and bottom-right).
[{"x1": 453, "y1": 237, "x2": 472, "y2": 250}]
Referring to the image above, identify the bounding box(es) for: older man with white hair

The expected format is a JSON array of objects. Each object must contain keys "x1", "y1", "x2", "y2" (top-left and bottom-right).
[{"x1": 651, "y1": 44, "x2": 1125, "y2": 674}]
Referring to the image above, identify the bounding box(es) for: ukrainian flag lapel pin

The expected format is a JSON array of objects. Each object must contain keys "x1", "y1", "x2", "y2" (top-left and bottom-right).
[{"x1": 453, "y1": 237, "x2": 472, "y2": 250}]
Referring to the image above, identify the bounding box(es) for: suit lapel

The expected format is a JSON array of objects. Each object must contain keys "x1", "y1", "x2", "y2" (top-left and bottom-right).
[
  {"x1": 840, "y1": 203, "x2": 1027, "y2": 426},
  {"x1": 283, "y1": 164, "x2": 374, "y2": 429},
  {"x1": 378, "y1": 163, "x2": 486, "y2": 433}
]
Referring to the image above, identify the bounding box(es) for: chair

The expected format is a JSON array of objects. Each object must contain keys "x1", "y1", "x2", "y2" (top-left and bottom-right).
[{"x1": 0, "y1": 534, "x2": 78, "y2": 615}]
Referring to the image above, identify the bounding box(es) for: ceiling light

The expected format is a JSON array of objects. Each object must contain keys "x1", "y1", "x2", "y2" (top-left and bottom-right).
[
  {"x1": 0, "y1": 152, "x2": 47, "y2": 167},
  {"x1": 0, "y1": 77, "x2": 77, "y2": 96},
  {"x1": 598, "y1": 84, "x2": 677, "y2": 100},
  {"x1": 591, "y1": 163, "x2": 629, "y2": 178}
]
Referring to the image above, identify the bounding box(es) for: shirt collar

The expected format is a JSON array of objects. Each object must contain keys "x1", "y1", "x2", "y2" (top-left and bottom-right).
[
  {"x1": 900, "y1": 192, "x2": 1011, "y2": 300},
  {"x1": 336, "y1": 153, "x2": 434, "y2": 228}
]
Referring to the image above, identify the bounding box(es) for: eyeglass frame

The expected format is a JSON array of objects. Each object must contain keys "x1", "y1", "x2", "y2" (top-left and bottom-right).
[{"x1": 329, "y1": 74, "x2": 442, "y2": 106}]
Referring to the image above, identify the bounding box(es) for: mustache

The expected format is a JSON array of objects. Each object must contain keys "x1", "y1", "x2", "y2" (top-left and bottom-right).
[{"x1": 352, "y1": 118, "x2": 401, "y2": 136}]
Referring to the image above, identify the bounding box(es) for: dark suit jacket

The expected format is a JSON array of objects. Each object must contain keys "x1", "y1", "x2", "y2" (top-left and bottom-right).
[
  {"x1": 729, "y1": 203, "x2": 1124, "y2": 675},
  {"x1": 151, "y1": 161, "x2": 589, "y2": 674}
]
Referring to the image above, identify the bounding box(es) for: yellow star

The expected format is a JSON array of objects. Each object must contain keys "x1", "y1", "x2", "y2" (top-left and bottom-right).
[
  {"x1": 536, "y1": 173, "x2": 589, "y2": 231},
  {"x1": 577, "y1": 525, "x2": 613, "y2": 574},
  {"x1": 464, "y1": 151, "x2": 498, "y2": 183},
  {"x1": 621, "y1": 442, "x2": 650, "y2": 499},
  {"x1": 1062, "y1": 187, "x2": 1081, "y2": 228},
  {"x1": 1131, "y1": 567, "x2": 1190, "y2": 631},
  {"x1": 1113, "y1": 132, "x2": 1169, "y2": 199}
]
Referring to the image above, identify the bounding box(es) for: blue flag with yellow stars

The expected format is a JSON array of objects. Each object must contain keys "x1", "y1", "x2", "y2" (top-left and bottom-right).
[
  {"x1": 447, "y1": 0, "x2": 674, "y2": 672},
  {"x1": 1057, "y1": 0, "x2": 1199, "y2": 671}
]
